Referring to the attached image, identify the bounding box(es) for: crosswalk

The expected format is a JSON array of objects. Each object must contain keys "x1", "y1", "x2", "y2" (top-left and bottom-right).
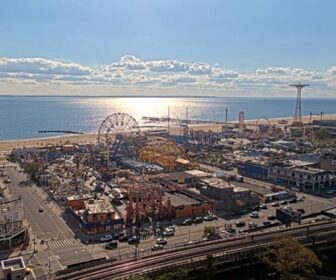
[{"x1": 48, "y1": 238, "x2": 79, "y2": 250}]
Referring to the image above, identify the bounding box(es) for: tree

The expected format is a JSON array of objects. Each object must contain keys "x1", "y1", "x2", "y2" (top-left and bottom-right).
[
  {"x1": 203, "y1": 225, "x2": 216, "y2": 237},
  {"x1": 262, "y1": 237, "x2": 321, "y2": 280},
  {"x1": 24, "y1": 162, "x2": 42, "y2": 180},
  {"x1": 314, "y1": 128, "x2": 332, "y2": 140}
]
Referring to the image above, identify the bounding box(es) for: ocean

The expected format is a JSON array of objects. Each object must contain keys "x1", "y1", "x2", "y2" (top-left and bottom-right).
[{"x1": 0, "y1": 96, "x2": 335, "y2": 141}]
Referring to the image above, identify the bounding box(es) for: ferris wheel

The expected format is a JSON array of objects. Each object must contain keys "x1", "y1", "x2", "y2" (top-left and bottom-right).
[{"x1": 97, "y1": 113, "x2": 140, "y2": 146}]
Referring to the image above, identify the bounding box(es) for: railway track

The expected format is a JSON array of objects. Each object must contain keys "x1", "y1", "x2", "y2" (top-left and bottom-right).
[{"x1": 57, "y1": 221, "x2": 336, "y2": 280}]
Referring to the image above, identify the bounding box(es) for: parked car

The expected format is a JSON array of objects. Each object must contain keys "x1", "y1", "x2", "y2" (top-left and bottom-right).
[
  {"x1": 288, "y1": 198, "x2": 297, "y2": 203},
  {"x1": 4, "y1": 179, "x2": 11, "y2": 184},
  {"x1": 151, "y1": 244, "x2": 164, "y2": 251},
  {"x1": 128, "y1": 236, "x2": 140, "y2": 245},
  {"x1": 327, "y1": 190, "x2": 336, "y2": 195},
  {"x1": 204, "y1": 214, "x2": 218, "y2": 221},
  {"x1": 182, "y1": 219, "x2": 193, "y2": 226},
  {"x1": 297, "y1": 197, "x2": 304, "y2": 202},
  {"x1": 249, "y1": 211, "x2": 259, "y2": 218},
  {"x1": 104, "y1": 240, "x2": 118, "y2": 250},
  {"x1": 272, "y1": 201, "x2": 280, "y2": 207},
  {"x1": 267, "y1": 214, "x2": 276, "y2": 220},
  {"x1": 248, "y1": 222, "x2": 258, "y2": 229},
  {"x1": 165, "y1": 226, "x2": 175, "y2": 232},
  {"x1": 235, "y1": 221, "x2": 246, "y2": 227},
  {"x1": 38, "y1": 207, "x2": 44, "y2": 213},
  {"x1": 297, "y1": 208, "x2": 305, "y2": 214},
  {"x1": 193, "y1": 217, "x2": 203, "y2": 224},
  {"x1": 251, "y1": 205, "x2": 260, "y2": 211},
  {"x1": 156, "y1": 238, "x2": 167, "y2": 245},
  {"x1": 239, "y1": 210, "x2": 249, "y2": 215},
  {"x1": 280, "y1": 200, "x2": 288, "y2": 205},
  {"x1": 163, "y1": 229, "x2": 175, "y2": 237},
  {"x1": 119, "y1": 235, "x2": 130, "y2": 242},
  {"x1": 263, "y1": 221, "x2": 272, "y2": 226},
  {"x1": 100, "y1": 235, "x2": 113, "y2": 243},
  {"x1": 259, "y1": 204, "x2": 267, "y2": 209}
]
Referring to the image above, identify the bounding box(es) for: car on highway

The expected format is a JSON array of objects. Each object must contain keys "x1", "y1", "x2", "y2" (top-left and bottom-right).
[
  {"x1": 259, "y1": 204, "x2": 267, "y2": 209},
  {"x1": 156, "y1": 238, "x2": 167, "y2": 245},
  {"x1": 271, "y1": 201, "x2": 280, "y2": 207},
  {"x1": 182, "y1": 219, "x2": 193, "y2": 226},
  {"x1": 104, "y1": 240, "x2": 118, "y2": 250},
  {"x1": 128, "y1": 236, "x2": 140, "y2": 245},
  {"x1": 249, "y1": 212, "x2": 259, "y2": 218},
  {"x1": 193, "y1": 217, "x2": 203, "y2": 224},
  {"x1": 267, "y1": 214, "x2": 276, "y2": 220},
  {"x1": 235, "y1": 221, "x2": 246, "y2": 227},
  {"x1": 100, "y1": 235, "x2": 113, "y2": 242},
  {"x1": 38, "y1": 207, "x2": 44, "y2": 213},
  {"x1": 151, "y1": 244, "x2": 164, "y2": 251}
]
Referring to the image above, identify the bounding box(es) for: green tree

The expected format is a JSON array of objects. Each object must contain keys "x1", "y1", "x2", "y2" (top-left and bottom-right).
[
  {"x1": 315, "y1": 128, "x2": 332, "y2": 140},
  {"x1": 24, "y1": 162, "x2": 42, "y2": 180},
  {"x1": 203, "y1": 225, "x2": 216, "y2": 237},
  {"x1": 262, "y1": 237, "x2": 321, "y2": 280}
]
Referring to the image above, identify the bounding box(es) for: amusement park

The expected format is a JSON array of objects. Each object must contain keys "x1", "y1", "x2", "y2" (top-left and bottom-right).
[{"x1": 2, "y1": 85, "x2": 336, "y2": 279}]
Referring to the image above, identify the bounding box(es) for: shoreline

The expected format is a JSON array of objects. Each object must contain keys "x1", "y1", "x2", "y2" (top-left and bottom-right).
[{"x1": 1, "y1": 113, "x2": 335, "y2": 153}]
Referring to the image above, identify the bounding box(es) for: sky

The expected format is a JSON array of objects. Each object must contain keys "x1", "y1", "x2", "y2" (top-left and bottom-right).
[{"x1": 0, "y1": 0, "x2": 336, "y2": 97}]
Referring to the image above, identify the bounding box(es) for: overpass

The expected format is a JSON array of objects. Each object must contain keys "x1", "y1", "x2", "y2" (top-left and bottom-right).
[{"x1": 52, "y1": 220, "x2": 336, "y2": 280}]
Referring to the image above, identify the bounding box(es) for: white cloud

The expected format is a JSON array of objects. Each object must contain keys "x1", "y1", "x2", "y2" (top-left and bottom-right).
[
  {"x1": 146, "y1": 59, "x2": 189, "y2": 72},
  {"x1": 0, "y1": 57, "x2": 93, "y2": 76},
  {"x1": 0, "y1": 55, "x2": 335, "y2": 96}
]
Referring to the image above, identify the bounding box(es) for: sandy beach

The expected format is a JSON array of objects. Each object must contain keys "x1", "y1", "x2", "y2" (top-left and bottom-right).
[{"x1": 1, "y1": 113, "x2": 335, "y2": 153}]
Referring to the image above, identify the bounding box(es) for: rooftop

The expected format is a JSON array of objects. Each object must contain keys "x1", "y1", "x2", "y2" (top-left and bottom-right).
[
  {"x1": 233, "y1": 186, "x2": 250, "y2": 193},
  {"x1": 201, "y1": 177, "x2": 234, "y2": 189},
  {"x1": 291, "y1": 167, "x2": 329, "y2": 174},
  {"x1": 164, "y1": 192, "x2": 201, "y2": 207},
  {"x1": 184, "y1": 170, "x2": 211, "y2": 178},
  {"x1": 1, "y1": 257, "x2": 25, "y2": 271},
  {"x1": 84, "y1": 199, "x2": 115, "y2": 215}
]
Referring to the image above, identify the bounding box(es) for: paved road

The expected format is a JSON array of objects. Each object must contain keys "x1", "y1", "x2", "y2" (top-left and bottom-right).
[
  {"x1": 5, "y1": 167, "x2": 93, "y2": 273},
  {"x1": 6, "y1": 167, "x2": 73, "y2": 241}
]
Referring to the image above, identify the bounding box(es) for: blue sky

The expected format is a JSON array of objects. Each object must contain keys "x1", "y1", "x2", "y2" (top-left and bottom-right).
[{"x1": 0, "y1": 0, "x2": 336, "y2": 96}]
